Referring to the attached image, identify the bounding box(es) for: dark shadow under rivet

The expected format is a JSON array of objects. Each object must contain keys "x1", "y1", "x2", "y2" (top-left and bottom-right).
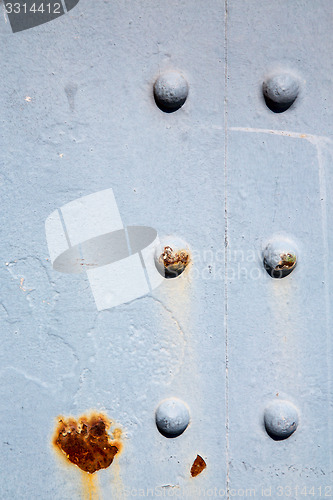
[
  {"x1": 264, "y1": 400, "x2": 299, "y2": 441},
  {"x1": 154, "y1": 71, "x2": 189, "y2": 113},
  {"x1": 263, "y1": 72, "x2": 299, "y2": 113}
]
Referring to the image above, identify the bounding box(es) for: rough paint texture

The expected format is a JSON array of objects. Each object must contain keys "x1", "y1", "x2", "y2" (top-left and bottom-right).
[{"x1": 1, "y1": 0, "x2": 333, "y2": 498}]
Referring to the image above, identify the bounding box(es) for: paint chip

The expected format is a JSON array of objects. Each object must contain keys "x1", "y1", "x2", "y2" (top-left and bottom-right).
[{"x1": 190, "y1": 455, "x2": 206, "y2": 477}]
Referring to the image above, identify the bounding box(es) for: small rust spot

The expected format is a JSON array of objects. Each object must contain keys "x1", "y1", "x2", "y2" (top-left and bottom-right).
[
  {"x1": 190, "y1": 455, "x2": 206, "y2": 477},
  {"x1": 159, "y1": 246, "x2": 190, "y2": 278},
  {"x1": 275, "y1": 252, "x2": 297, "y2": 271},
  {"x1": 52, "y1": 412, "x2": 122, "y2": 474}
]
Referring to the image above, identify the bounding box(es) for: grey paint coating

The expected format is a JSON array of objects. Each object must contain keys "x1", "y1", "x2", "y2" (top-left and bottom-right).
[
  {"x1": 0, "y1": 1, "x2": 332, "y2": 499},
  {"x1": 0, "y1": 1, "x2": 225, "y2": 498}
]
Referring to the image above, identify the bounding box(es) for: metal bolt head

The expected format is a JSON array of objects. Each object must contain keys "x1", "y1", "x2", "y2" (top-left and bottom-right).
[
  {"x1": 263, "y1": 72, "x2": 299, "y2": 113},
  {"x1": 264, "y1": 400, "x2": 299, "y2": 440},
  {"x1": 154, "y1": 71, "x2": 189, "y2": 112},
  {"x1": 263, "y1": 237, "x2": 297, "y2": 279},
  {"x1": 155, "y1": 236, "x2": 190, "y2": 279},
  {"x1": 155, "y1": 398, "x2": 190, "y2": 438}
]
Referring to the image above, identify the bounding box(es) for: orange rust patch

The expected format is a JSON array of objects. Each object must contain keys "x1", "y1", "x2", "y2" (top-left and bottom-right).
[
  {"x1": 52, "y1": 412, "x2": 122, "y2": 474},
  {"x1": 275, "y1": 253, "x2": 296, "y2": 271},
  {"x1": 159, "y1": 246, "x2": 190, "y2": 277},
  {"x1": 190, "y1": 455, "x2": 206, "y2": 477}
]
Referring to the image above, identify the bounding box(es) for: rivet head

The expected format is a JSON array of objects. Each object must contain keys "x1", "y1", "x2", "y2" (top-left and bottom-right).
[
  {"x1": 263, "y1": 237, "x2": 297, "y2": 279},
  {"x1": 264, "y1": 400, "x2": 299, "y2": 440},
  {"x1": 154, "y1": 71, "x2": 189, "y2": 112},
  {"x1": 155, "y1": 398, "x2": 190, "y2": 438},
  {"x1": 263, "y1": 72, "x2": 299, "y2": 113},
  {"x1": 155, "y1": 236, "x2": 190, "y2": 279}
]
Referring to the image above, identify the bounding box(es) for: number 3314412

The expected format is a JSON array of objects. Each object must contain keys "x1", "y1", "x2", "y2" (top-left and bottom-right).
[{"x1": 5, "y1": 3, "x2": 62, "y2": 14}]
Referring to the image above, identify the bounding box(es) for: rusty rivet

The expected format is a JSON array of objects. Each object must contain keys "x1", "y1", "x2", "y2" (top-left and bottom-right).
[
  {"x1": 264, "y1": 400, "x2": 299, "y2": 440},
  {"x1": 155, "y1": 398, "x2": 190, "y2": 438},
  {"x1": 263, "y1": 237, "x2": 297, "y2": 279},
  {"x1": 154, "y1": 71, "x2": 189, "y2": 112},
  {"x1": 155, "y1": 236, "x2": 190, "y2": 279},
  {"x1": 263, "y1": 72, "x2": 299, "y2": 113}
]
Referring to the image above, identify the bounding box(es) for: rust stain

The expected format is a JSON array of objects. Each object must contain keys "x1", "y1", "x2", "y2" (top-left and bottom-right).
[
  {"x1": 19, "y1": 277, "x2": 32, "y2": 292},
  {"x1": 275, "y1": 252, "x2": 296, "y2": 271},
  {"x1": 82, "y1": 473, "x2": 99, "y2": 500},
  {"x1": 159, "y1": 246, "x2": 190, "y2": 278},
  {"x1": 190, "y1": 455, "x2": 206, "y2": 477},
  {"x1": 52, "y1": 412, "x2": 122, "y2": 474}
]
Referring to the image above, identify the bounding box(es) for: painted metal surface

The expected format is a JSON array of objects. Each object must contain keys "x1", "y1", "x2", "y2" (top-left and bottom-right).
[{"x1": 0, "y1": 1, "x2": 332, "y2": 498}]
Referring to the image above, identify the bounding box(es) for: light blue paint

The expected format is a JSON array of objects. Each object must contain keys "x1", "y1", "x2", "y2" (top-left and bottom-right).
[{"x1": 0, "y1": 0, "x2": 332, "y2": 498}]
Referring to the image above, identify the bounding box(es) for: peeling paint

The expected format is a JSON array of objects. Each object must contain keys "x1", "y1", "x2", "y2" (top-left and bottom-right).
[{"x1": 190, "y1": 455, "x2": 206, "y2": 477}]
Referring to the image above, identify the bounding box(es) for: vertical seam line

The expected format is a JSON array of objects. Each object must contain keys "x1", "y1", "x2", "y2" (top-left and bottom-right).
[
  {"x1": 316, "y1": 143, "x2": 332, "y2": 475},
  {"x1": 224, "y1": 0, "x2": 229, "y2": 498}
]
